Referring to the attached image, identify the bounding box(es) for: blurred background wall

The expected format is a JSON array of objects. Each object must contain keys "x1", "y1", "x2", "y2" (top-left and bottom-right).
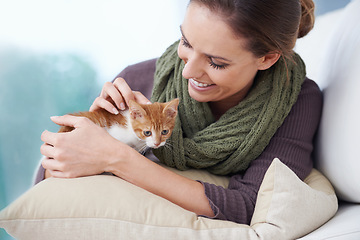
[{"x1": 0, "y1": 0, "x2": 351, "y2": 239}]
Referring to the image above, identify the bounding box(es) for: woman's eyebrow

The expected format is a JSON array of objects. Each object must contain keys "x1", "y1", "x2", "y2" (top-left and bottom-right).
[{"x1": 206, "y1": 53, "x2": 232, "y2": 63}]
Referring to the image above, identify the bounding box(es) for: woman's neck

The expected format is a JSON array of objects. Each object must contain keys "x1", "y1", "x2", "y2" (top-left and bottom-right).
[
  {"x1": 209, "y1": 81, "x2": 253, "y2": 120},
  {"x1": 209, "y1": 100, "x2": 237, "y2": 120}
]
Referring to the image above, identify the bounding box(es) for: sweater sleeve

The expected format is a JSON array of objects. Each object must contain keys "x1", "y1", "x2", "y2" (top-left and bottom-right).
[{"x1": 202, "y1": 79, "x2": 323, "y2": 224}]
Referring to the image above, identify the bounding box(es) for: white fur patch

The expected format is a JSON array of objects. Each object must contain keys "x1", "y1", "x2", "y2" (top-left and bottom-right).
[{"x1": 106, "y1": 111, "x2": 147, "y2": 153}]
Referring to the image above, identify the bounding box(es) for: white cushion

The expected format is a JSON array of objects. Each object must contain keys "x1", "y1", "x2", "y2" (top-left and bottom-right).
[
  {"x1": 0, "y1": 158, "x2": 337, "y2": 240},
  {"x1": 312, "y1": 0, "x2": 360, "y2": 203},
  {"x1": 299, "y1": 203, "x2": 360, "y2": 240}
]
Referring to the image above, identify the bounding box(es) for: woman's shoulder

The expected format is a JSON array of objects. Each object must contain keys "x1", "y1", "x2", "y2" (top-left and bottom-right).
[
  {"x1": 300, "y1": 78, "x2": 322, "y2": 99},
  {"x1": 292, "y1": 77, "x2": 323, "y2": 112},
  {"x1": 290, "y1": 77, "x2": 323, "y2": 120},
  {"x1": 123, "y1": 58, "x2": 157, "y2": 75},
  {"x1": 115, "y1": 58, "x2": 158, "y2": 99}
]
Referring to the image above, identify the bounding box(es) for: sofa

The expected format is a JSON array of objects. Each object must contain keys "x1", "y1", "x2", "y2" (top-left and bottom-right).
[
  {"x1": 1, "y1": 1, "x2": 359, "y2": 239},
  {"x1": 296, "y1": 0, "x2": 360, "y2": 238}
]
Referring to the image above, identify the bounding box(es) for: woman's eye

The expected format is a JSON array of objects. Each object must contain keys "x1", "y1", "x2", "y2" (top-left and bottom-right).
[
  {"x1": 209, "y1": 59, "x2": 228, "y2": 70},
  {"x1": 161, "y1": 130, "x2": 169, "y2": 135},
  {"x1": 143, "y1": 131, "x2": 152, "y2": 137},
  {"x1": 181, "y1": 37, "x2": 192, "y2": 48}
]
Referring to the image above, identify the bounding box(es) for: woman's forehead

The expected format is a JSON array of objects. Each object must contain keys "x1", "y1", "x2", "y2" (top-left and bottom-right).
[{"x1": 182, "y1": 3, "x2": 253, "y2": 61}]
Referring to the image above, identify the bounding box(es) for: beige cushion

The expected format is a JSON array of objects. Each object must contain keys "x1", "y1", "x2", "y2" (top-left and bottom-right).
[{"x1": 0, "y1": 158, "x2": 337, "y2": 240}]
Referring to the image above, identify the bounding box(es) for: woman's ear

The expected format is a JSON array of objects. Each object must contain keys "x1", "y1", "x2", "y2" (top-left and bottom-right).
[{"x1": 257, "y1": 52, "x2": 281, "y2": 70}]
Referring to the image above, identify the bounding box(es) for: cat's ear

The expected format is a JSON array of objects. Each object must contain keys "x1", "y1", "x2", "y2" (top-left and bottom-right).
[
  {"x1": 163, "y1": 98, "x2": 179, "y2": 118},
  {"x1": 129, "y1": 100, "x2": 147, "y2": 120}
]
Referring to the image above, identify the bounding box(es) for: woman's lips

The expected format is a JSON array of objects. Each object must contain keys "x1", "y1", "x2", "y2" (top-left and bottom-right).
[
  {"x1": 190, "y1": 78, "x2": 213, "y2": 87},
  {"x1": 189, "y1": 78, "x2": 216, "y2": 91}
]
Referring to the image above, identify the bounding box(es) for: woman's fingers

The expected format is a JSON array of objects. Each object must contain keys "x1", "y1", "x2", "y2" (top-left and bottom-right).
[
  {"x1": 41, "y1": 130, "x2": 58, "y2": 147},
  {"x1": 113, "y1": 78, "x2": 151, "y2": 105},
  {"x1": 47, "y1": 170, "x2": 66, "y2": 178},
  {"x1": 51, "y1": 115, "x2": 95, "y2": 130},
  {"x1": 40, "y1": 114, "x2": 114, "y2": 179},
  {"x1": 133, "y1": 91, "x2": 151, "y2": 105},
  {"x1": 42, "y1": 158, "x2": 67, "y2": 178},
  {"x1": 41, "y1": 115, "x2": 92, "y2": 149},
  {"x1": 89, "y1": 97, "x2": 119, "y2": 114},
  {"x1": 100, "y1": 81, "x2": 125, "y2": 110},
  {"x1": 113, "y1": 77, "x2": 135, "y2": 109},
  {"x1": 90, "y1": 77, "x2": 151, "y2": 113},
  {"x1": 40, "y1": 143, "x2": 55, "y2": 159},
  {"x1": 42, "y1": 157, "x2": 62, "y2": 171}
]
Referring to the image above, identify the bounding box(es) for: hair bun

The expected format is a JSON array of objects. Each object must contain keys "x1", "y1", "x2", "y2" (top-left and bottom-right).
[{"x1": 298, "y1": 0, "x2": 315, "y2": 38}]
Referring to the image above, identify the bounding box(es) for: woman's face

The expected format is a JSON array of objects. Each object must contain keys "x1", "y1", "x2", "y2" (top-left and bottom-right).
[{"x1": 178, "y1": 3, "x2": 264, "y2": 106}]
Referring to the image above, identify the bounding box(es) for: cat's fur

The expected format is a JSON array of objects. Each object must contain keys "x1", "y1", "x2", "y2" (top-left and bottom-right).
[{"x1": 59, "y1": 99, "x2": 179, "y2": 153}]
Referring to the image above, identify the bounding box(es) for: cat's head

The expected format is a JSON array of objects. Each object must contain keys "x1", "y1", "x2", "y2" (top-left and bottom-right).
[{"x1": 128, "y1": 98, "x2": 179, "y2": 149}]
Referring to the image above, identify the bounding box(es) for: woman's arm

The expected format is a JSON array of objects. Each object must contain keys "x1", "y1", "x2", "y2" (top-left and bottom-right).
[
  {"x1": 201, "y1": 79, "x2": 323, "y2": 224},
  {"x1": 106, "y1": 145, "x2": 214, "y2": 217}
]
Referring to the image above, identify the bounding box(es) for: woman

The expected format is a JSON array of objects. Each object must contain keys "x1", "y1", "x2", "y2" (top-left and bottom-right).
[{"x1": 38, "y1": 0, "x2": 321, "y2": 224}]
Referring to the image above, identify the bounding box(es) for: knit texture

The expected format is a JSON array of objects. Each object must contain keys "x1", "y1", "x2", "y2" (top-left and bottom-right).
[{"x1": 151, "y1": 41, "x2": 306, "y2": 175}]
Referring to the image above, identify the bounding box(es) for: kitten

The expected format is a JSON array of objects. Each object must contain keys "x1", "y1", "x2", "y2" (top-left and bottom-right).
[{"x1": 59, "y1": 98, "x2": 179, "y2": 153}]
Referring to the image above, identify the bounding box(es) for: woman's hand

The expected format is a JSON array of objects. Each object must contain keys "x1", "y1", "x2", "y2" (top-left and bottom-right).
[
  {"x1": 90, "y1": 77, "x2": 151, "y2": 114},
  {"x1": 40, "y1": 115, "x2": 127, "y2": 178}
]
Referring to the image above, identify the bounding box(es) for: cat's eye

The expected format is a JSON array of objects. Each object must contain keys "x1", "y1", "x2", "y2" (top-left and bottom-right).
[
  {"x1": 161, "y1": 130, "x2": 169, "y2": 135},
  {"x1": 143, "y1": 131, "x2": 152, "y2": 136}
]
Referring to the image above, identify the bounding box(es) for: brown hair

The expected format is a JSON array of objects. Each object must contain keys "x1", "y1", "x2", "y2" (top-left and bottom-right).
[{"x1": 189, "y1": 0, "x2": 315, "y2": 60}]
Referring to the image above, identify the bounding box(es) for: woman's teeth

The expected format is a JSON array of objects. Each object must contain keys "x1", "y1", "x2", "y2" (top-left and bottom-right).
[{"x1": 190, "y1": 78, "x2": 212, "y2": 87}]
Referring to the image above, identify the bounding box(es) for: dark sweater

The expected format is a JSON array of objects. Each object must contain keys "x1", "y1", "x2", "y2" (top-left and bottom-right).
[{"x1": 35, "y1": 58, "x2": 323, "y2": 225}]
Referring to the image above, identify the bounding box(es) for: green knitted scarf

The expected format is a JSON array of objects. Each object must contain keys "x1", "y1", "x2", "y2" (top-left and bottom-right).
[{"x1": 151, "y1": 41, "x2": 306, "y2": 175}]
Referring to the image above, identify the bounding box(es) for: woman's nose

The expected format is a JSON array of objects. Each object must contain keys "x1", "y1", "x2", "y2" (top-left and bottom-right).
[{"x1": 182, "y1": 57, "x2": 204, "y2": 80}]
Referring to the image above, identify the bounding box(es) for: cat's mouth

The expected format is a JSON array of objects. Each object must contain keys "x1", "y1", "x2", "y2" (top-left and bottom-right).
[
  {"x1": 149, "y1": 142, "x2": 166, "y2": 149},
  {"x1": 189, "y1": 78, "x2": 214, "y2": 88}
]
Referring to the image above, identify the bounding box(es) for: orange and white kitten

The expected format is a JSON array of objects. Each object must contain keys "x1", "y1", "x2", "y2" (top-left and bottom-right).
[{"x1": 59, "y1": 99, "x2": 179, "y2": 153}]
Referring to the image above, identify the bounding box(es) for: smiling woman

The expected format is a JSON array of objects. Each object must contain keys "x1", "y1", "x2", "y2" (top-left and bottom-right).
[
  {"x1": 34, "y1": 0, "x2": 321, "y2": 226},
  {"x1": 0, "y1": 0, "x2": 349, "y2": 239}
]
